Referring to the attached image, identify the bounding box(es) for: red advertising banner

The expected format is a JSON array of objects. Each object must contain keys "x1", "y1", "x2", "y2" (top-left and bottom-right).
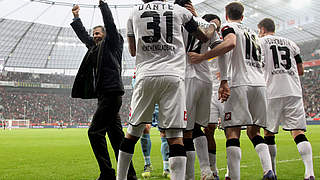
[{"x1": 304, "y1": 59, "x2": 320, "y2": 67}]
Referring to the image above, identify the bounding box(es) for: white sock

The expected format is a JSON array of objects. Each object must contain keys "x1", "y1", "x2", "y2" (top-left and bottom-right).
[
  {"x1": 186, "y1": 151, "x2": 196, "y2": 180},
  {"x1": 163, "y1": 160, "x2": 169, "y2": 171},
  {"x1": 209, "y1": 152, "x2": 218, "y2": 175},
  {"x1": 255, "y1": 143, "x2": 272, "y2": 174},
  {"x1": 268, "y1": 144, "x2": 277, "y2": 175},
  {"x1": 226, "y1": 146, "x2": 241, "y2": 180},
  {"x1": 169, "y1": 156, "x2": 187, "y2": 180},
  {"x1": 193, "y1": 136, "x2": 212, "y2": 175},
  {"x1": 297, "y1": 141, "x2": 314, "y2": 178},
  {"x1": 225, "y1": 165, "x2": 230, "y2": 178},
  {"x1": 116, "y1": 151, "x2": 133, "y2": 180}
]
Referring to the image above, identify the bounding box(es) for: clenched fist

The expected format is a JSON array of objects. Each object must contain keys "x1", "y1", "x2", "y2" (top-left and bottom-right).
[{"x1": 72, "y1": 5, "x2": 80, "y2": 18}]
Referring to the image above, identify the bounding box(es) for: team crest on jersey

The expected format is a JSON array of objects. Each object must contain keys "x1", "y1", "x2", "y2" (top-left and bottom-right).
[
  {"x1": 129, "y1": 107, "x2": 132, "y2": 117},
  {"x1": 184, "y1": 111, "x2": 187, "y2": 121},
  {"x1": 225, "y1": 112, "x2": 231, "y2": 121}
]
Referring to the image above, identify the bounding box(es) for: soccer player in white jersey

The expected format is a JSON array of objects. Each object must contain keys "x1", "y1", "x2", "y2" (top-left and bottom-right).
[
  {"x1": 205, "y1": 42, "x2": 232, "y2": 180},
  {"x1": 188, "y1": 2, "x2": 276, "y2": 180},
  {"x1": 175, "y1": 1, "x2": 221, "y2": 179},
  {"x1": 180, "y1": 7, "x2": 221, "y2": 179},
  {"x1": 116, "y1": 1, "x2": 215, "y2": 180},
  {"x1": 258, "y1": 18, "x2": 315, "y2": 180}
]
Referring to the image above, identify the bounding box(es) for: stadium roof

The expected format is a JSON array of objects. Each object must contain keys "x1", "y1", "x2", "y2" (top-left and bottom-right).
[
  {"x1": 195, "y1": 0, "x2": 320, "y2": 42},
  {"x1": 0, "y1": 0, "x2": 319, "y2": 74}
]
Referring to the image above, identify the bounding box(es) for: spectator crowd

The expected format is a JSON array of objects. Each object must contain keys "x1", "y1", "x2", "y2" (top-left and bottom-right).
[
  {"x1": 301, "y1": 69, "x2": 320, "y2": 118},
  {"x1": 0, "y1": 68, "x2": 319, "y2": 124}
]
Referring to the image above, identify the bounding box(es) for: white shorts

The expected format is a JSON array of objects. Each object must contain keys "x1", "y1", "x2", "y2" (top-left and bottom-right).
[
  {"x1": 266, "y1": 96, "x2": 306, "y2": 134},
  {"x1": 209, "y1": 92, "x2": 224, "y2": 124},
  {"x1": 185, "y1": 78, "x2": 212, "y2": 130},
  {"x1": 128, "y1": 76, "x2": 187, "y2": 131},
  {"x1": 222, "y1": 86, "x2": 267, "y2": 128}
]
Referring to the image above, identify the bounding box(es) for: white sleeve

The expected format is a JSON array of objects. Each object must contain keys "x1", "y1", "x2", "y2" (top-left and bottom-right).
[
  {"x1": 218, "y1": 52, "x2": 230, "y2": 81},
  {"x1": 174, "y1": 4, "x2": 194, "y2": 27},
  {"x1": 126, "y1": 10, "x2": 134, "y2": 37}
]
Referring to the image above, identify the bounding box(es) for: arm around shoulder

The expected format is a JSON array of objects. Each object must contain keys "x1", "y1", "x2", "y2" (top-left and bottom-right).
[{"x1": 202, "y1": 33, "x2": 236, "y2": 60}]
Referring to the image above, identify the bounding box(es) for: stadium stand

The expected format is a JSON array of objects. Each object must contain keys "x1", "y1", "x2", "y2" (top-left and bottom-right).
[
  {"x1": 0, "y1": 69, "x2": 319, "y2": 125},
  {"x1": 301, "y1": 69, "x2": 320, "y2": 118},
  {"x1": 0, "y1": 73, "x2": 134, "y2": 126}
]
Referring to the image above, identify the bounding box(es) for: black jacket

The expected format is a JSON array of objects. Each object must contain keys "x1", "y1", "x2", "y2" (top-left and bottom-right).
[{"x1": 71, "y1": 1, "x2": 124, "y2": 99}]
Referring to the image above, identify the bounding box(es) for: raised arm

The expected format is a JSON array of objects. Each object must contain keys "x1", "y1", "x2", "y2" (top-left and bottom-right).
[
  {"x1": 70, "y1": 5, "x2": 95, "y2": 49},
  {"x1": 99, "y1": 0, "x2": 121, "y2": 46},
  {"x1": 182, "y1": 2, "x2": 216, "y2": 43},
  {"x1": 188, "y1": 33, "x2": 236, "y2": 64},
  {"x1": 190, "y1": 22, "x2": 217, "y2": 43}
]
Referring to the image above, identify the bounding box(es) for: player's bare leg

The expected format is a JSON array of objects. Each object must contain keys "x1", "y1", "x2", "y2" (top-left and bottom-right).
[
  {"x1": 247, "y1": 125, "x2": 274, "y2": 179},
  {"x1": 225, "y1": 127, "x2": 241, "y2": 180},
  {"x1": 291, "y1": 130, "x2": 315, "y2": 180},
  {"x1": 204, "y1": 124, "x2": 219, "y2": 178}
]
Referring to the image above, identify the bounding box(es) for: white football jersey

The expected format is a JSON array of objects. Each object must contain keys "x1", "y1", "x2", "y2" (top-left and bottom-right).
[
  {"x1": 220, "y1": 22, "x2": 265, "y2": 87},
  {"x1": 208, "y1": 58, "x2": 220, "y2": 91},
  {"x1": 260, "y1": 35, "x2": 302, "y2": 99},
  {"x1": 127, "y1": 2, "x2": 196, "y2": 79},
  {"x1": 185, "y1": 17, "x2": 220, "y2": 83}
]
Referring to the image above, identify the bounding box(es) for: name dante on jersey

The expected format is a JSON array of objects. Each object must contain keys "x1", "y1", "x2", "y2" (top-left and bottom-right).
[{"x1": 138, "y1": 3, "x2": 174, "y2": 11}]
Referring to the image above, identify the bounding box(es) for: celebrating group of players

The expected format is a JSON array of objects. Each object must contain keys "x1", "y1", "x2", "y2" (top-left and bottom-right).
[{"x1": 116, "y1": 0, "x2": 315, "y2": 180}]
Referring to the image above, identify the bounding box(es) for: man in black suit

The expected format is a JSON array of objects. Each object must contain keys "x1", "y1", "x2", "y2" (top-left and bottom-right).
[{"x1": 70, "y1": 1, "x2": 136, "y2": 180}]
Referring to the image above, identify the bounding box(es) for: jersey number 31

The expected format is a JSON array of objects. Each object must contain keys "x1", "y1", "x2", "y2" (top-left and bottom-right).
[{"x1": 141, "y1": 11, "x2": 173, "y2": 43}]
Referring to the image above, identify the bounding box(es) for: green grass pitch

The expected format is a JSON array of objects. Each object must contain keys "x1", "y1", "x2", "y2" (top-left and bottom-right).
[{"x1": 0, "y1": 126, "x2": 319, "y2": 180}]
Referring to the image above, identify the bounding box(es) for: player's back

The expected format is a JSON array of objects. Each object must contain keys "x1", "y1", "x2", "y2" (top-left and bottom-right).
[
  {"x1": 127, "y1": 1, "x2": 194, "y2": 78},
  {"x1": 260, "y1": 35, "x2": 302, "y2": 99},
  {"x1": 221, "y1": 22, "x2": 265, "y2": 87}
]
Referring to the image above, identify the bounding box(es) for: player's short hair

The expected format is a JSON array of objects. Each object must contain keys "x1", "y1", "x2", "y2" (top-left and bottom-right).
[
  {"x1": 258, "y1": 18, "x2": 275, "y2": 33},
  {"x1": 93, "y1": 25, "x2": 105, "y2": 34},
  {"x1": 202, "y1": 14, "x2": 221, "y2": 23},
  {"x1": 225, "y1": 2, "x2": 244, "y2": 20},
  {"x1": 143, "y1": 0, "x2": 165, "y2": 3},
  {"x1": 174, "y1": 0, "x2": 192, "y2": 7}
]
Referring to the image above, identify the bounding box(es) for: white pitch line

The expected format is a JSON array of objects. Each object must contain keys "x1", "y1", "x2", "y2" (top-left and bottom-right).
[
  {"x1": 217, "y1": 156, "x2": 320, "y2": 171},
  {"x1": 136, "y1": 156, "x2": 320, "y2": 179}
]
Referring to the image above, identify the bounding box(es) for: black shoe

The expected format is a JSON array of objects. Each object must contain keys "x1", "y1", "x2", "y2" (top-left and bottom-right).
[
  {"x1": 127, "y1": 175, "x2": 137, "y2": 180},
  {"x1": 96, "y1": 174, "x2": 116, "y2": 180}
]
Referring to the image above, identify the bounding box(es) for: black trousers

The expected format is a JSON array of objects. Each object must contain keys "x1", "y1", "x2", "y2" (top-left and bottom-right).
[{"x1": 88, "y1": 93, "x2": 136, "y2": 180}]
